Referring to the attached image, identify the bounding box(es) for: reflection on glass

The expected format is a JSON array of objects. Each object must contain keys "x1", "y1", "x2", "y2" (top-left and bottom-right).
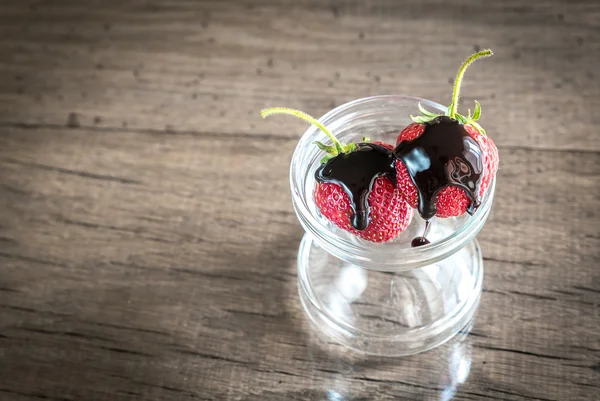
[
  {"x1": 440, "y1": 335, "x2": 473, "y2": 401},
  {"x1": 327, "y1": 389, "x2": 345, "y2": 401},
  {"x1": 307, "y1": 320, "x2": 474, "y2": 401}
]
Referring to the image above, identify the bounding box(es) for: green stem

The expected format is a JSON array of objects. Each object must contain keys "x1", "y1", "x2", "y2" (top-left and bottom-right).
[
  {"x1": 448, "y1": 49, "x2": 493, "y2": 119},
  {"x1": 260, "y1": 107, "x2": 343, "y2": 153}
]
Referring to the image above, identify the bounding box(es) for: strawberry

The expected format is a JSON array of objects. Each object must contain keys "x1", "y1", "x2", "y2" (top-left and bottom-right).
[
  {"x1": 394, "y1": 50, "x2": 499, "y2": 219},
  {"x1": 314, "y1": 142, "x2": 413, "y2": 242},
  {"x1": 260, "y1": 108, "x2": 413, "y2": 243},
  {"x1": 396, "y1": 121, "x2": 498, "y2": 218}
]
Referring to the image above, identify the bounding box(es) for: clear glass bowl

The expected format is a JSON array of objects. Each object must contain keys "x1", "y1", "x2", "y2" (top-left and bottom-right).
[{"x1": 289, "y1": 95, "x2": 495, "y2": 356}]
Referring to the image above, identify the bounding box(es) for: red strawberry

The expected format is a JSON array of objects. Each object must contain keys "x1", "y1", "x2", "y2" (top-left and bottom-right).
[
  {"x1": 395, "y1": 49, "x2": 499, "y2": 219},
  {"x1": 395, "y1": 122, "x2": 498, "y2": 218},
  {"x1": 260, "y1": 105, "x2": 413, "y2": 243},
  {"x1": 314, "y1": 142, "x2": 413, "y2": 242}
]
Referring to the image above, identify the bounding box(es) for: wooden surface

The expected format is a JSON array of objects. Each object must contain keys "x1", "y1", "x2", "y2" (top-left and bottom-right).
[{"x1": 0, "y1": 1, "x2": 599, "y2": 400}]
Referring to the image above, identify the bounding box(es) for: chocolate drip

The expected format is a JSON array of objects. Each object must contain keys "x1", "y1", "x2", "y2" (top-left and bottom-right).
[
  {"x1": 315, "y1": 143, "x2": 396, "y2": 231},
  {"x1": 411, "y1": 237, "x2": 431, "y2": 247},
  {"x1": 411, "y1": 220, "x2": 431, "y2": 247},
  {"x1": 394, "y1": 116, "x2": 484, "y2": 221}
]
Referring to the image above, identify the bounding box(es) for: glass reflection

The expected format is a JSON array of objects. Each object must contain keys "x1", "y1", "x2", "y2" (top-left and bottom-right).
[{"x1": 303, "y1": 320, "x2": 474, "y2": 401}]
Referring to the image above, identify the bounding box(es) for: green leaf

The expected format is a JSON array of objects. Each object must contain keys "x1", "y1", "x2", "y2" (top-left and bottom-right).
[
  {"x1": 454, "y1": 114, "x2": 468, "y2": 124},
  {"x1": 320, "y1": 155, "x2": 332, "y2": 164},
  {"x1": 472, "y1": 100, "x2": 482, "y2": 121},
  {"x1": 343, "y1": 143, "x2": 356, "y2": 153},
  {"x1": 362, "y1": 136, "x2": 371, "y2": 143},
  {"x1": 313, "y1": 141, "x2": 337, "y2": 155},
  {"x1": 469, "y1": 120, "x2": 487, "y2": 136},
  {"x1": 418, "y1": 103, "x2": 438, "y2": 118},
  {"x1": 411, "y1": 115, "x2": 436, "y2": 124}
]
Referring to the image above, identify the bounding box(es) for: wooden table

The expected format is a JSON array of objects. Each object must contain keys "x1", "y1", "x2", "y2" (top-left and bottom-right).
[{"x1": 1, "y1": 1, "x2": 598, "y2": 400}]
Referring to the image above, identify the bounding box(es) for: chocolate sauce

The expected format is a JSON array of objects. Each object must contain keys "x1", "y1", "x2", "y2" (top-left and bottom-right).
[
  {"x1": 394, "y1": 116, "x2": 484, "y2": 221},
  {"x1": 411, "y1": 220, "x2": 432, "y2": 247},
  {"x1": 411, "y1": 237, "x2": 431, "y2": 247},
  {"x1": 315, "y1": 143, "x2": 396, "y2": 231}
]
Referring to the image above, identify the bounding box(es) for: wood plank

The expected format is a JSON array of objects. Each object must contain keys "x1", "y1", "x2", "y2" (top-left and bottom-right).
[
  {"x1": 1, "y1": 1, "x2": 599, "y2": 400},
  {"x1": 0, "y1": 0, "x2": 598, "y2": 151},
  {"x1": 0, "y1": 124, "x2": 598, "y2": 400}
]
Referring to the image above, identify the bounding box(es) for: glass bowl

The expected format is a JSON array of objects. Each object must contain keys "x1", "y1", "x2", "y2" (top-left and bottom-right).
[{"x1": 289, "y1": 95, "x2": 495, "y2": 356}]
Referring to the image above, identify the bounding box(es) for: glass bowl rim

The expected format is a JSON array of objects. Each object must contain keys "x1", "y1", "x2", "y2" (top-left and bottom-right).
[{"x1": 289, "y1": 95, "x2": 495, "y2": 271}]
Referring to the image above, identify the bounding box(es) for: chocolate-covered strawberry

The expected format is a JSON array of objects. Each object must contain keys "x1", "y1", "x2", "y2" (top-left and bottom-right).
[
  {"x1": 261, "y1": 108, "x2": 412, "y2": 242},
  {"x1": 394, "y1": 50, "x2": 499, "y2": 220}
]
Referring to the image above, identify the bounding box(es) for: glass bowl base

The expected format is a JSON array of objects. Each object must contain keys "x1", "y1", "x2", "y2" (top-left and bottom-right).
[{"x1": 297, "y1": 233, "x2": 483, "y2": 356}]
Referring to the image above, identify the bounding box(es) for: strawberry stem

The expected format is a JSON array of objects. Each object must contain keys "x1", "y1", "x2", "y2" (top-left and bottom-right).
[
  {"x1": 447, "y1": 49, "x2": 493, "y2": 120},
  {"x1": 260, "y1": 107, "x2": 344, "y2": 154}
]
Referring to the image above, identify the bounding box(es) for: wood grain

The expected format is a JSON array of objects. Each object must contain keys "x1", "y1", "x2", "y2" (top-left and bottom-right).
[{"x1": 0, "y1": 1, "x2": 599, "y2": 401}]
